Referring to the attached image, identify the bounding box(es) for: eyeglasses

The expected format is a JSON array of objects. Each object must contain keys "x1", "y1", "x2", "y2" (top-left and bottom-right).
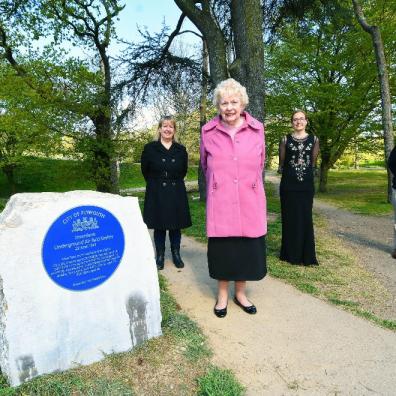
[{"x1": 292, "y1": 117, "x2": 306, "y2": 122}]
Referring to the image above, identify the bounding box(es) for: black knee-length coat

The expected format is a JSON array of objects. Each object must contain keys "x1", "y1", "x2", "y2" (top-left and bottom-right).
[{"x1": 141, "y1": 141, "x2": 192, "y2": 230}]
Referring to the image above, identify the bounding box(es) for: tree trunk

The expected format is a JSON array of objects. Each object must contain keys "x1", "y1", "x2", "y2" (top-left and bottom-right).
[
  {"x1": 319, "y1": 162, "x2": 330, "y2": 193},
  {"x1": 173, "y1": 0, "x2": 228, "y2": 85},
  {"x1": 352, "y1": 0, "x2": 393, "y2": 202},
  {"x1": 230, "y1": 0, "x2": 265, "y2": 123},
  {"x1": 93, "y1": 56, "x2": 119, "y2": 194},
  {"x1": 2, "y1": 164, "x2": 17, "y2": 195},
  {"x1": 230, "y1": 0, "x2": 266, "y2": 179},
  {"x1": 92, "y1": 111, "x2": 118, "y2": 194},
  {"x1": 174, "y1": 0, "x2": 267, "y2": 190},
  {"x1": 198, "y1": 40, "x2": 209, "y2": 202}
]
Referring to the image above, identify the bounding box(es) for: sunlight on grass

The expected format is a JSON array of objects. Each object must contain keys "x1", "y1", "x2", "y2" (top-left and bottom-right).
[
  {"x1": 316, "y1": 169, "x2": 391, "y2": 215},
  {"x1": 197, "y1": 366, "x2": 245, "y2": 396}
]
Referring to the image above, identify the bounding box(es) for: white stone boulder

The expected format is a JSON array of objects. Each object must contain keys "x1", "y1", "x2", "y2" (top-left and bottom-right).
[{"x1": 0, "y1": 191, "x2": 161, "y2": 386}]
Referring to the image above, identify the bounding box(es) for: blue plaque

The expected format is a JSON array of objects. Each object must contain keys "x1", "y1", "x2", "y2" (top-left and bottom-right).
[{"x1": 42, "y1": 205, "x2": 125, "y2": 291}]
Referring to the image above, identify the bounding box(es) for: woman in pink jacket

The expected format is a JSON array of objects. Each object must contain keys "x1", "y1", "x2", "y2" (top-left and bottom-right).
[{"x1": 200, "y1": 78, "x2": 267, "y2": 318}]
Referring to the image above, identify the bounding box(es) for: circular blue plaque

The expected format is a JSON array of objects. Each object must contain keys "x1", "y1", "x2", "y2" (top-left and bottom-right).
[{"x1": 42, "y1": 205, "x2": 125, "y2": 291}]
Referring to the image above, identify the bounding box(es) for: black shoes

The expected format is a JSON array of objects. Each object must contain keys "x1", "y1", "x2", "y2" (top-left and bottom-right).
[
  {"x1": 214, "y1": 297, "x2": 257, "y2": 317},
  {"x1": 155, "y1": 249, "x2": 165, "y2": 270},
  {"x1": 233, "y1": 296, "x2": 257, "y2": 314},
  {"x1": 171, "y1": 246, "x2": 185, "y2": 268},
  {"x1": 214, "y1": 302, "x2": 227, "y2": 318}
]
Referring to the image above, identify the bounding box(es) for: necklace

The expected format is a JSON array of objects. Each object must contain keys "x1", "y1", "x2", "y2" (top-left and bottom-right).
[{"x1": 291, "y1": 133, "x2": 308, "y2": 140}]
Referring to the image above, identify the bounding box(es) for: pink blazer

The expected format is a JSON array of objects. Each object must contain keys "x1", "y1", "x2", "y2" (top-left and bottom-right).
[{"x1": 200, "y1": 112, "x2": 267, "y2": 237}]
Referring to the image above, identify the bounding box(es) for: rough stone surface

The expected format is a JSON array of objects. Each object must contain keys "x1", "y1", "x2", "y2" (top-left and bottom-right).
[{"x1": 0, "y1": 191, "x2": 161, "y2": 386}]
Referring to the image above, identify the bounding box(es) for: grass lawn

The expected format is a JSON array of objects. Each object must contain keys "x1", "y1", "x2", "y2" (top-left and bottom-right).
[
  {"x1": 316, "y1": 169, "x2": 392, "y2": 215},
  {"x1": 0, "y1": 157, "x2": 198, "y2": 198},
  {"x1": 185, "y1": 185, "x2": 396, "y2": 331},
  {"x1": 0, "y1": 157, "x2": 94, "y2": 197},
  {"x1": 2, "y1": 159, "x2": 389, "y2": 216},
  {"x1": 0, "y1": 276, "x2": 243, "y2": 395}
]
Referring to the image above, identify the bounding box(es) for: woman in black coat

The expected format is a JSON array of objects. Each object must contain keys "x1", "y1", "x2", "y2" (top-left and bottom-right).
[{"x1": 141, "y1": 116, "x2": 192, "y2": 270}]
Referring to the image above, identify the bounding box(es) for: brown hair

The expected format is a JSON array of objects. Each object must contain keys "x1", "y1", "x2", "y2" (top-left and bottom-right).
[
  {"x1": 157, "y1": 115, "x2": 177, "y2": 141},
  {"x1": 290, "y1": 109, "x2": 308, "y2": 123}
]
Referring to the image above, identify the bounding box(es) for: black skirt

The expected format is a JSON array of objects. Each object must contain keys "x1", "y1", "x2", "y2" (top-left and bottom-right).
[
  {"x1": 207, "y1": 236, "x2": 267, "y2": 281},
  {"x1": 280, "y1": 190, "x2": 318, "y2": 265}
]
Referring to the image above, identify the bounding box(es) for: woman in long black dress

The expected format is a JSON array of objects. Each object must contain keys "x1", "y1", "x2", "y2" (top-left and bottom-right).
[
  {"x1": 141, "y1": 116, "x2": 192, "y2": 270},
  {"x1": 278, "y1": 110, "x2": 319, "y2": 265}
]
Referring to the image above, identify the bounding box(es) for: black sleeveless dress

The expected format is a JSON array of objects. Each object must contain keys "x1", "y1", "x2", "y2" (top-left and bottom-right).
[{"x1": 279, "y1": 134, "x2": 318, "y2": 265}]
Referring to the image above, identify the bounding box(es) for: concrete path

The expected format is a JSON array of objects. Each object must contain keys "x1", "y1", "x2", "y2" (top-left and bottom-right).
[{"x1": 161, "y1": 237, "x2": 396, "y2": 395}]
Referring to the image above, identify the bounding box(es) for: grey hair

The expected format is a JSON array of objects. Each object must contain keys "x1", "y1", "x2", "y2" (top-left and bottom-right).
[{"x1": 213, "y1": 78, "x2": 249, "y2": 109}]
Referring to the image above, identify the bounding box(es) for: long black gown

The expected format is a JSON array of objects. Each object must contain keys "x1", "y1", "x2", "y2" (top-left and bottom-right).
[{"x1": 279, "y1": 134, "x2": 319, "y2": 265}]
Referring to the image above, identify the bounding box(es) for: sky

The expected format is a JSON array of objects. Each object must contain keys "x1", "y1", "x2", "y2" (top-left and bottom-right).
[
  {"x1": 114, "y1": 1, "x2": 201, "y2": 128},
  {"x1": 33, "y1": 1, "x2": 200, "y2": 128},
  {"x1": 116, "y1": 1, "x2": 200, "y2": 48}
]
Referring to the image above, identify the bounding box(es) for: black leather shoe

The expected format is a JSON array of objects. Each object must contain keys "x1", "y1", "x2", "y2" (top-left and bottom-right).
[
  {"x1": 171, "y1": 246, "x2": 185, "y2": 268},
  {"x1": 233, "y1": 297, "x2": 257, "y2": 314},
  {"x1": 156, "y1": 249, "x2": 165, "y2": 270},
  {"x1": 214, "y1": 302, "x2": 227, "y2": 318}
]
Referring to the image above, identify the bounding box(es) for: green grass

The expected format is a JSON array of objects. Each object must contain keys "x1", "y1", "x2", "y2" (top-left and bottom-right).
[
  {"x1": 359, "y1": 159, "x2": 385, "y2": 168},
  {"x1": 316, "y1": 169, "x2": 391, "y2": 215},
  {"x1": 0, "y1": 198, "x2": 7, "y2": 212},
  {"x1": 197, "y1": 366, "x2": 245, "y2": 396},
  {"x1": 184, "y1": 195, "x2": 207, "y2": 242},
  {"x1": 0, "y1": 375, "x2": 133, "y2": 396},
  {"x1": 0, "y1": 157, "x2": 198, "y2": 198},
  {"x1": 0, "y1": 157, "x2": 94, "y2": 197}
]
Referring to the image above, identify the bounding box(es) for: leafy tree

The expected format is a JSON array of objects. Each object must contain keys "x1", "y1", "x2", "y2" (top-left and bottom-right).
[
  {"x1": 264, "y1": 0, "x2": 395, "y2": 191},
  {"x1": 0, "y1": 62, "x2": 69, "y2": 194},
  {"x1": 0, "y1": 0, "x2": 146, "y2": 193},
  {"x1": 352, "y1": 0, "x2": 394, "y2": 201}
]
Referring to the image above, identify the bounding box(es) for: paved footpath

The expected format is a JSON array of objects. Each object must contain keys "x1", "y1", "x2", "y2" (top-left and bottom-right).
[{"x1": 161, "y1": 236, "x2": 396, "y2": 395}]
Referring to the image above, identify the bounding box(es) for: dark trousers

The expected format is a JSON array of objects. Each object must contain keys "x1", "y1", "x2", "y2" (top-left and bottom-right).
[{"x1": 154, "y1": 229, "x2": 181, "y2": 250}]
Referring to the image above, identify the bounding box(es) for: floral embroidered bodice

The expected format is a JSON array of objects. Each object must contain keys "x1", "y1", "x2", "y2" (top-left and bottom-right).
[{"x1": 279, "y1": 134, "x2": 319, "y2": 191}]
